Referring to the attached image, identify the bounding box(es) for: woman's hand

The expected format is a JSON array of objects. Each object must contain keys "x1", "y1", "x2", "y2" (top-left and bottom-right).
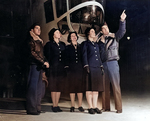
[{"x1": 84, "y1": 66, "x2": 90, "y2": 73}]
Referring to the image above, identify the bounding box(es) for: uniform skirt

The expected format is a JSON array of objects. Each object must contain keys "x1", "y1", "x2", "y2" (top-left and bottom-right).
[
  {"x1": 67, "y1": 63, "x2": 85, "y2": 93},
  {"x1": 48, "y1": 64, "x2": 66, "y2": 92},
  {"x1": 85, "y1": 67, "x2": 104, "y2": 92}
]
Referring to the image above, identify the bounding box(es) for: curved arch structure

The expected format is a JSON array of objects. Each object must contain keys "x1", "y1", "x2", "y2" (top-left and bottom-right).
[{"x1": 54, "y1": 1, "x2": 105, "y2": 32}]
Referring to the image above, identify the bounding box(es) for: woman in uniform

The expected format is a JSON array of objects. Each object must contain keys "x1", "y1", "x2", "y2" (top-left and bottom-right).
[
  {"x1": 65, "y1": 31, "x2": 85, "y2": 112},
  {"x1": 44, "y1": 28, "x2": 66, "y2": 112},
  {"x1": 82, "y1": 27, "x2": 104, "y2": 114}
]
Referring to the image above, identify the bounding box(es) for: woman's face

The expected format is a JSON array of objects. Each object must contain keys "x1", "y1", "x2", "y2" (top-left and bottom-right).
[
  {"x1": 32, "y1": 25, "x2": 41, "y2": 36},
  {"x1": 53, "y1": 30, "x2": 61, "y2": 39},
  {"x1": 88, "y1": 29, "x2": 96, "y2": 38},
  {"x1": 70, "y1": 33, "x2": 77, "y2": 43}
]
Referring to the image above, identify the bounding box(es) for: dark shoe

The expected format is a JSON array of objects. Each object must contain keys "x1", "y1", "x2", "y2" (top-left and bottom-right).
[
  {"x1": 70, "y1": 107, "x2": 75, "y2": 112},
  {"x1": 37, "y1": 110, "x2": 45, "y2": 113},
  {"x1": 52, "y1": 106, "x2": 57, "y2": 112},
  {"x1": 88, "y1": 108, "x2": 95, "y2": 114},
  {"x1": 116, "y1": 109, "x2": 122, "y2": 113},
  {"x1": 94, "y1": 108, "x2": 102, "y2": 114},
  {"x1": 104, "y1": 109, "x2": 110, "y2": 111},
  {"x1": 78, "y1": 107, "x2": 84, "y2": 112},
  {"x1": 27, "y1": 112, "x2": 40, "y2": 115},
  {"x1": 101, "y1": 109, "x2": 110, "y2": 112},
  {"x1": 57, "y1": 106, "x2": 62, "y2": 112}
]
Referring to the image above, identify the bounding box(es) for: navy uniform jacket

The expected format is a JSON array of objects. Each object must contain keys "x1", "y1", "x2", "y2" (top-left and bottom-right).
[
  {"x1": 82, "y1": 40, "x2": 103, "y2": 68},
  {"x1": 44, "y1": 41, "x2": 66, "y2": 66},
  {"x1": 65, "y1": 44, "x2": 82, "y2": 67}
]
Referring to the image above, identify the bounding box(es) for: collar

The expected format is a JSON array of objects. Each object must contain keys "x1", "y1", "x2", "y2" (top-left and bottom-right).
[
  {"x1": 103, "y1": 32, "x2": 115, "y2": 38},
  {"x1": 87, "y1": 40, "x2": 96, "y2": 46},
  {"x1": 100, "y1": 33, "x2": 115, "y2": 43},
  {"x1": 53, "y1": 40, "x2": 60, "y2": 44}
]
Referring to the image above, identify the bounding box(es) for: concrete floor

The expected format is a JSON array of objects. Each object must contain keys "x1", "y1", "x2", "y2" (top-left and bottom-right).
[{"x1": 0, "y1": 92, "x2": 150, "y2": 121}]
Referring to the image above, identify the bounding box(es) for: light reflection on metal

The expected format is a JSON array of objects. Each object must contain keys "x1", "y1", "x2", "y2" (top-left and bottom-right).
[
  {"x1": 55, "y1": 1, "x2": 104, "y2": 32},
  {"x1": 92, "y1": 5, "x2": 96, "y2": 16},
  {"x1": 84, "y1": 12, "x2": 90, "y2": 21}
]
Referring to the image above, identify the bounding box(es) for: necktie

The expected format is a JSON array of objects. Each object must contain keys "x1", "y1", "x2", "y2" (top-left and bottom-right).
[
  {"x1": 92, "y1": 41, "x2": 95, "y2": 45},
  {"x1": 105, "y1": 36, "x2": 108, "y2": 43}
]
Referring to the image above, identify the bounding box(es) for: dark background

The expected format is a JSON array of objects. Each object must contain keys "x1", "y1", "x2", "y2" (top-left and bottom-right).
[{"x1": 0, "y1": 0, "x2": 150, "y2": 98}]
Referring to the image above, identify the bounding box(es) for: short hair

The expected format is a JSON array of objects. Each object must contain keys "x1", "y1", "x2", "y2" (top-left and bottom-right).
[
  {"x1": 84, "y1": 27, "x2": 96, "y2": 39},
  {"x1": 67, "y1": 31, "x2": 79, "y2": 43},
  {"x1": 48, "y1": 28, "x2": 59, "y2": 42},
  {"x1": 27, "y1": 23, "x2": 41, "y2": 41},
  {"x1": 100, "y1": 22, "x2": 108, "y2": 30},
  {"x1": 29, "y1": 23, "x2": 41, "y2": 30}
]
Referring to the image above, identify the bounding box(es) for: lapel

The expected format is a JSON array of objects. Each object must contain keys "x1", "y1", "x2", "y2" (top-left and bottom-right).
[
  {"x1": 102, "y1": 33, "x2": 115, "y2": 50},
  {"x1": 53, "y1": 41, "x2": 60, "y2": 48},
  {"x1": 87, "y1": 40, "x2": 95, "y2": 47}
]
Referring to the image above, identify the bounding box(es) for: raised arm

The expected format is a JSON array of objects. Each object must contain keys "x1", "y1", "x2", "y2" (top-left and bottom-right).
[{"x1": 115, "y1": 10, "x2": 127, "y2": 41}]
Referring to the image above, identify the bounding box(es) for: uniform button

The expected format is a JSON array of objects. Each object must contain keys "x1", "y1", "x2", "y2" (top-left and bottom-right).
[
  {"x1": 95, "y1": 51, "x2": 97, "y2": 53},
  {"x1": 76, "y1": 61, "x2": 78, "y2": 63},
  {"x1": 76, "y1": 58, "x2": 78, "y2": 59},
  {"x1": 60, "y1": 55, "x2": 61, "y2": 57},
  {"x1": 59, "y1": 59, "x2": 61, "y2": 61},
  {"x1": 96, "y1": 59, "x2": 98, "y2": 60},
  {"x1": 95, "y1": 55, "x2": 97, "y2": 56},
  {"x1": 59, "y1": 48, "x2": 60, "y2": 49},
  {"x1": 75, "y1": 50, "x2": 77, "y2": 52},
  {"x1": 94, "y1": 47, "x2": 96, "y2": 49},
  {"x1": 59, "y1": 51, "x2": 61, "y2": 53},
  {"x1": 76, "y1": 54, "x2": 78, "y2": 56}
]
